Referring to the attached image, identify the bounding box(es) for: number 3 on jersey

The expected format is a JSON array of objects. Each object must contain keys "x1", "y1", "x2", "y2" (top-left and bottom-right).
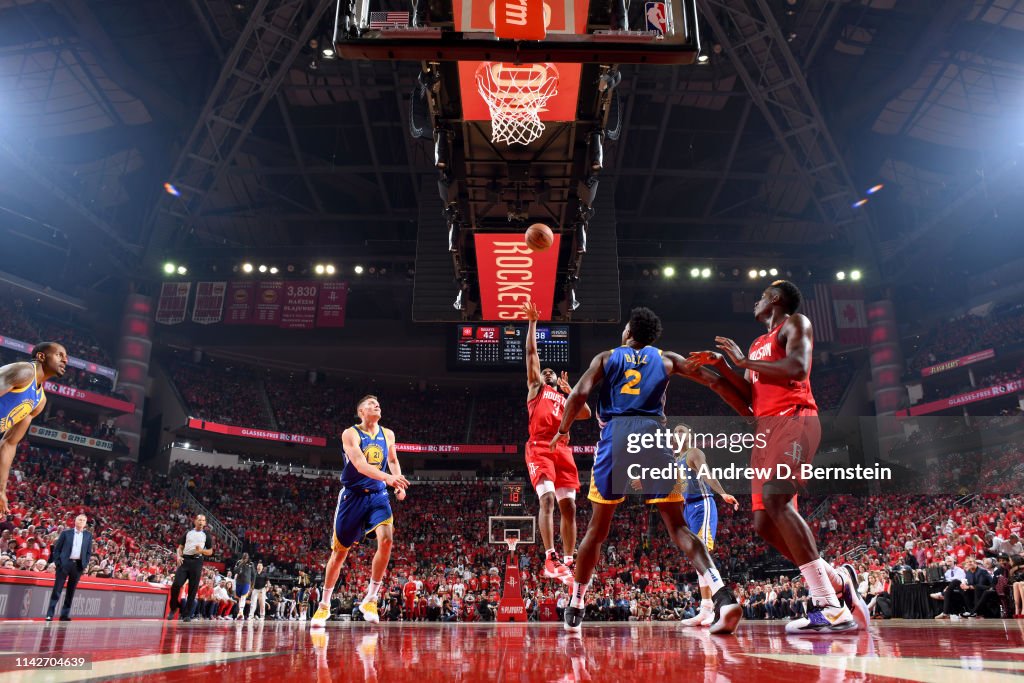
[{"x1": 620, "y1": 369, "x2": 642, "y2": 395}]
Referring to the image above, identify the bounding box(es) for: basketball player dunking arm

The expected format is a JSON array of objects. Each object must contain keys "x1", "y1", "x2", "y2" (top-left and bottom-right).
[
  {"x1": 522, "y1": 301, "x2": 591, "y2": 585},
  {"x1": 0, "y1": 342, "x2": 67, "y2": 515},
  {"x1": 311, "y1": 395, "x2": 410, "y2": 628},
  {"x1": 689, "y1": 280, "x2": 869, "y2": 633},
  {"x1": 551, "y1": 307, "x2": 749, "y2": 634}
]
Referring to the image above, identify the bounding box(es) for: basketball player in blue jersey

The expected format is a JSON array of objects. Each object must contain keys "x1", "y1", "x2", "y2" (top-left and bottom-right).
[
  {"x1": 673, "y1": 422, "x2": 740, "y2": 627},
  {"x1": 551, "y1": 308, "x2": 750, "y2": 634},
  {"x1": 311, "y1": 395, "x2": 409, "y2": 628},
  {"x1": 0, "y1": 342, "x2": 67, "y2": 515}
]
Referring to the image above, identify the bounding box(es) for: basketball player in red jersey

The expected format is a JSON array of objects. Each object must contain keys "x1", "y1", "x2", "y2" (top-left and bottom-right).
[
  {"x1": 523, "y1": 301, "x2": 591, "y2": 584},
  {"x1": 690, "y1": 281, "x2": 868, "y2": 633}
]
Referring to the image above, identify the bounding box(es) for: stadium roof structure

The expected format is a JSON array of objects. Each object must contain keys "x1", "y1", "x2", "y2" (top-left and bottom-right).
[{"x1": 0, "y1": 0, "x2": 1022, "y2": 295}]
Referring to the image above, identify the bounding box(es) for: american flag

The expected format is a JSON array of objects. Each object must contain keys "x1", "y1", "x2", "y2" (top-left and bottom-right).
[
  {"x1": 804, "y1": 283, "x2": 835, "y2": 343},
  {"x1": 368, "y1": 11, "x2": 409, "y2": 29}
]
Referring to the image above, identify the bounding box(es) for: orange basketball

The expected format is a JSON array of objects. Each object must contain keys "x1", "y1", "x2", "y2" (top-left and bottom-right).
[{"x1": 525, "y1": 223, "x2": 554, "y2": 252}]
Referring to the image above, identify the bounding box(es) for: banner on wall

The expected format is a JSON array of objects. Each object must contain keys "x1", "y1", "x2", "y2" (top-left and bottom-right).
[
  {"x1": 254, "y1": 281, "x2": 283, "y2": 326},
  {"x1": 155, "y1": 282, "x2": 190, "y2": 325},
  {"x1": 0, "y1": 335, "x2": 117, "y2": 380},
  {"x1": 903, "y1": 378, "x2": 1024, "y2": 416},
  {"x1": 192, "y1": 282, "x2": 227, "y2": 325},
  {"x1": 280, "y1": 282, "x2": 318, "y2": 329},
  {"x1": 43, "y1": 382, "x2": 133, "y2": 413},
  {"x1": 316, "y1": 282, "x2": 349, "y2": 328},
  {"x1": 474, "y1": 234, "x2": 562, "y2": 321},
  {"x1": 225, "y1": 281, "x2": 255, "y2": 324},
  {"x1": 29, "y1": 425, "x2": 113, "y2": 451},
  {"x1": 921, "y1": 349, "x2": 995, "y2": 378}
]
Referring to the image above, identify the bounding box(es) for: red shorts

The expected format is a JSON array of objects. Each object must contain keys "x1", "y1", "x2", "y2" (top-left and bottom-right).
[
  {"x1": 750, "y1": 407, "x2": 820, "y2": 511},
  {"x1": 525, "y1": 440, "x2": 579, "y2": 491}
]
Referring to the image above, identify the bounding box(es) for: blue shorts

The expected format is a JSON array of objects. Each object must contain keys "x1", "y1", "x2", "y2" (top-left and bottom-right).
[
  {"x1": 236, "y1": 583, "x2": 251, "y2": 597},
  {"x1": 332, "y1": 487, "x2": 393, "y2": 551},
  {"x1": 684, "y1": 496, "x2": 718, "y2": 551},
  {"x1": 589, "y1": 415, "x2": 682, "y2": 505}
]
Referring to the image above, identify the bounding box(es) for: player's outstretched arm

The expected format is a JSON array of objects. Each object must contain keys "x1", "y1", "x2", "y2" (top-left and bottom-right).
[
  {"x1": 384, "y1": 428, "x2": 407, "y2": 500},
  {"x1": 0, "y1": 362, "x2": 35, "y2": 399},
  {"x1": 664, "y1": 351, "x2": 752, "y2": 417},
  {"x1": 715, "y1": 314, "x2": 813, "y2": 382},
  {"x1": 343, "y1": 428, "x2": 410, "y2": 489},
  {"x1": 685, "y1": 448, "x2": 739, "y2": 509},
  {"x1": 522, "y1": 302, "x2": 543, "y2": 394},
  {"x1": 551, "y1": 351, "x2": 608, "y2": 450}
]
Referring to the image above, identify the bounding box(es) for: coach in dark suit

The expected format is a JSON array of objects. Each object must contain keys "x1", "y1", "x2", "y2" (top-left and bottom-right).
[{"x1": 46, "y1": 514, "x2": 92, "y2": 621}]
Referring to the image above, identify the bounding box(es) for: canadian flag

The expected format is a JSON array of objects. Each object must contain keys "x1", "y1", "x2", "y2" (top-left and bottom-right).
[{"x1": 832, "y1": 285, "x2": 868, "y2": 346}]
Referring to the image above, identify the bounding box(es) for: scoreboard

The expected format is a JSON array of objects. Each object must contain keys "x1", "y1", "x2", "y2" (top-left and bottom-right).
[{"x1": 450, "y1": 323, "x2": 576, "y2": 370}]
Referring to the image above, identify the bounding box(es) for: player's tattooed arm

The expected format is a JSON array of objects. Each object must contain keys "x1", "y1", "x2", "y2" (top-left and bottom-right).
[
  {"x1": 0, "y1": 362, "x2": 36, "y2": 398},
  {"x1": 551, "y1": 351, "x2": 609, "y2": 450},
  {"x1": 342, "y1": 428, "x2": 409, "y2": 490},
  {"x1": 522, "y1": 301, "x2": 543, "y2": 396}
]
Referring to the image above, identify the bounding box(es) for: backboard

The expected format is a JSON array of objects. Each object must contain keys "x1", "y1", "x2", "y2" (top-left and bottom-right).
[
  {"x1": 488, "y1": 515, "x2": 537, "y2": 546},
  {"x1": 335, "y1": 0, "x2": 702, "y2": 64}
]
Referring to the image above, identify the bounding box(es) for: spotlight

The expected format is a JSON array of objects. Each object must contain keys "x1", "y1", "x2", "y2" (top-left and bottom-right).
[
  {"x1": 269, "y1": 267, "x2": 279, "y2": 274},
  {"x1": 325, "y1": 265, "x2": 336, "y2": 275},
  {"x1": 852, "y1": 198, "x2": 868, "y2": 209},
  {"x1": 850, "y1": 270, "x2": 862, "y2": 281},
  {"x1": 836, "y1": 271, "x2": 846, "y2": 281},
  {"x1": 663, "y1": 266, "x2": 676, "y2": 278},
  {"x1": 163, "y1": 262, "x2": 175, "y2": 274},
  {"x1": 258, "y1": 265, "x2": 267, "y2": 273},
  {"x1": 759, "y1": 269, "x2": 767, "y2": 277},
  {"x1": 642, "y1": 269, "x2": 650, "y2": 277},
  {"x1": 651, "y1": 268, "x2": 660, "y2": 277},
  {"x1": 697, "y1": 53, "x2": 709, "y2": 64},
  {"x1": 701, "y1": 267, "x2": 711, "y2": 279},
  {"x1": 163, "y1": 182, "x2": 180, "y2": 197},
  {"x1": 354, "y1": 265, "x2": 364, "y2": 275},
  {"x1": 748, "y1": 269, "x2": 758, "y2": 279},
  {"x1": 689, "y1": 267, "x2": 700, "y2": 278},
  {"x1": 242, "y1": 263, "x2": 253, "y2": 273},
  {"x1": 177, "y1": 265, "x2": 187, "y2": 275},
  {"x1": 314, "y1": 264, "x2": 325, "y2": 275},
  {"x1": 867, "y1": 184, "x2": 884, "y2": 195},
  {"x1": 769, "y1": 268, "x2": 778, "y2": 277},
  {"x1": 322, "y1": 47, "x2": 335, "y2": 59},
  {"x1": 287, "y1": 265, "x2": 295, "y2": 273}
]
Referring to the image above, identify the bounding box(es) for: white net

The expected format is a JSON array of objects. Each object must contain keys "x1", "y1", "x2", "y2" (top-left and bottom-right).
[{"x1": 475, "y1": 62, "x2": 559, "y2": 146}]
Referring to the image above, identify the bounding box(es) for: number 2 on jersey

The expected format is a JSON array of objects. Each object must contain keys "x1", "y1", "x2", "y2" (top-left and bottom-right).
[{"x1": 620, "y1": 369, "x2": 642, "y2": 395}]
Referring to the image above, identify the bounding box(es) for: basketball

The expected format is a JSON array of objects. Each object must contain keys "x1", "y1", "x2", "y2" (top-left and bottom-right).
[{"x1": 525, "y1": 223, "x2": 554, "y2": 251}]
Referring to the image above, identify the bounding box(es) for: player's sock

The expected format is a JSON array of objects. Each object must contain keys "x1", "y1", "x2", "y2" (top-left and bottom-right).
[
  {"x1": 569, "y1": 579, "x2": 590, "y2": 609},
  {"x1": 321, "y1": 587, "x2": 334, "y2": 606},
  {"x1": 799, "y1": 558, "x2": 841, "y2": 607},
  {"x1": 365, "y1": 580, "x2": 383, "y2": 602},
  {"x1": 701, "y1": 599, "x2": 713, "y2": 612},
  {"x1": 702, "y1": 566, "x2": 725, "y2": 596},
  {"x1": 563, "y1": 555, "x2": 573, "y2": 566},
  {"x1": 823, "y1": 562, "x2": 845, "y2": 593},
  {"x1": 546, "y1": 548, "x2": 557, "y2": 560}
]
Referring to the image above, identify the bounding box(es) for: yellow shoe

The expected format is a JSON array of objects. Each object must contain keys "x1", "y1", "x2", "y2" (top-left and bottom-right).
[
  {"x1": 310, "y1": 604, "x2": 330, "y2": 629},
  {"x1": 359, "y1": 600, "x2": 380, "y2": 624}
]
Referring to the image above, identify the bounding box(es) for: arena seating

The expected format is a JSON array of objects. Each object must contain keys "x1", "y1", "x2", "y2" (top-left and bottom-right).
[{"x1": 906, "y1": 302, "x2": 1024, "y2": 374}]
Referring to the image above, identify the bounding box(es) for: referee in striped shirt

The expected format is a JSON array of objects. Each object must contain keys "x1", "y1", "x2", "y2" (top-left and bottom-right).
[{"x1": 167, "y1": 514, "x2": 214, "y2": 622}]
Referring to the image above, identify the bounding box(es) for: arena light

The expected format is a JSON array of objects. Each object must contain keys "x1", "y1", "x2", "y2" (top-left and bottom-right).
[
  {"x1": 354, "y1": 265, "x2": 364, "y2": 275},
  {"x1": 700, "y1": 267, "x2": 711, "y2": 279},
  {"x1": 836, "y1": 271, "x2": 847, "y2": 281},
  {"x1": 758, "y1": 269, "x2": 767, "y2": 277},
  {"x1": 867, "y1": 184, "x2": 884, "y2": 195},
  {"x1": 663, "y1": 266, "x2": 676, "y2": 278},
  {"x1": 689, "y1": 267, "x2": 700, "y2": 278},
  {"x1": 748, "y1": 269, "x2": 758, "y2": 279},
  {"x1": 269, "y1": 266, "x2": 279, "y2": 274},
  {"x1": 163, "y1": 262, "x2": 175, "y2": 274},
  {"x1": 314, "y1": 264, "x2": 325, "y2": 275},
  {"x1": 850, "y1": 269, "x2": 862, "y2": 281},
  {"x1": 258, "y1": 264, "x2": 267, "y2": 273},
  {"x1": 176, "y1": 265, "x2": 187, "y2": 275},
  {"x1": 163, "y1": 182, "x2": 180, "y2": 197},
  {"x1": 852, "y1": 198, "x2": 869, "y2": 209},
  {"x1": 769, "y1": 268, "x2": 778, "y2": 277},
  {"x1": 242, "y1": 263, "x2": 253, "y2": 273},
  {"x1": 325, "y1": 264, "x2": 336, "y2": 275}
]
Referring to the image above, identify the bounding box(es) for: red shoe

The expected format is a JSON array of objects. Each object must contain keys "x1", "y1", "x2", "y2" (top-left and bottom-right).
[{"x1": 543, "y1": 556, "x2": 562, "y2": 580}]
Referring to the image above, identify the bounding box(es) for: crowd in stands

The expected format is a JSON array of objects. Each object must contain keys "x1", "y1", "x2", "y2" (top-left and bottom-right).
[
  {"x1": 171, "y1": 361, "x2": 272, "y2": 428},
  {"x1": 907, "y1": 302, "x2": 1024, "y2": 374},
  {"x1": 5, "y1": 447, "x2": 1024, "y2": 622}
]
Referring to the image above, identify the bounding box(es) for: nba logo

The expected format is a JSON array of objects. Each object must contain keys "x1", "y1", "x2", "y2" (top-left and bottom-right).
[{"x1": 645, "y1": 2, "x2": 668, "y2": 35}]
